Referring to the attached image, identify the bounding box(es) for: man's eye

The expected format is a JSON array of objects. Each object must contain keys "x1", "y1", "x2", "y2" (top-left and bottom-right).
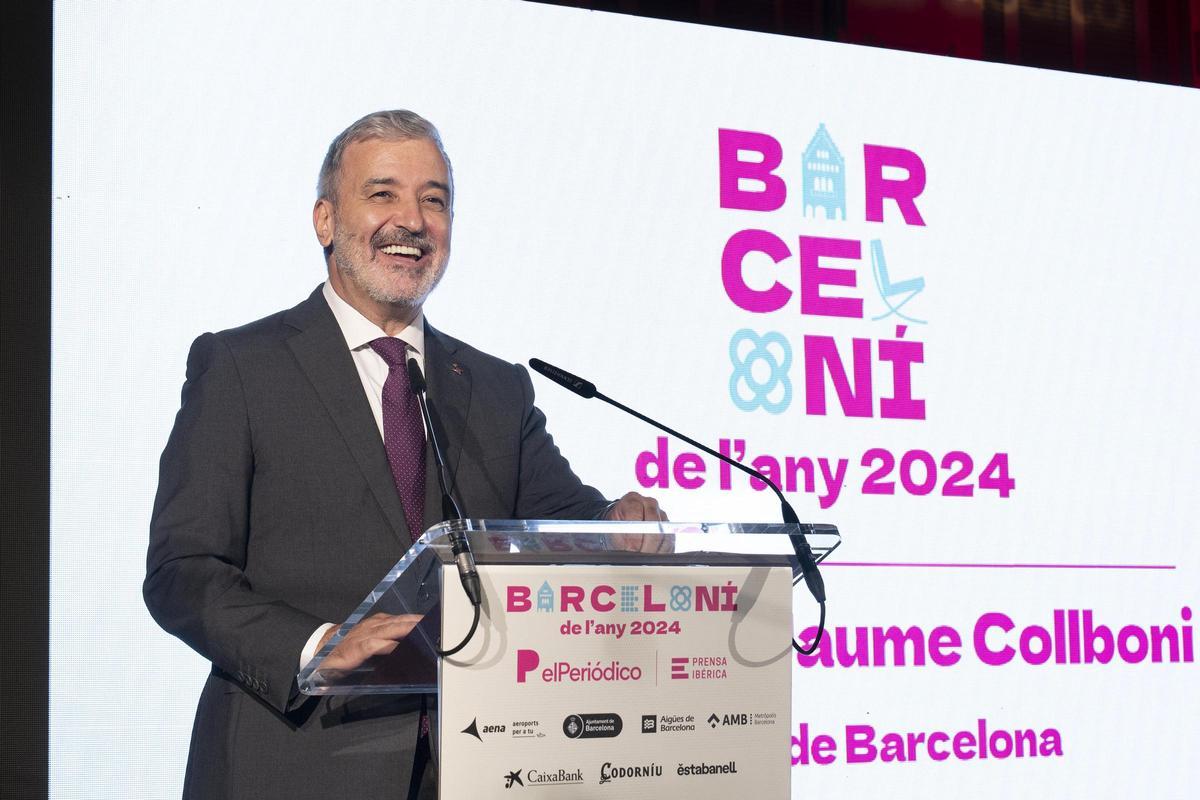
[
  {"x1": 371, "y1": 191, "x2": 393, "y2": 199},
  {"x1": 424, "y1": 196, "x2": 447, "y2": 209}
]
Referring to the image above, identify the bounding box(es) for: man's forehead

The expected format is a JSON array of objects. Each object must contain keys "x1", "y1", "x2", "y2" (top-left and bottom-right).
[{"x1": 342, "y1": 136, "x2": 449, "y2": 182}]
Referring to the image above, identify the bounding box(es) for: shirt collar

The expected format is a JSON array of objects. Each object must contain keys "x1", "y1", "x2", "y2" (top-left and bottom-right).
[{"x1": 322, "y1": 280, "x2": 425, "y2": 356}]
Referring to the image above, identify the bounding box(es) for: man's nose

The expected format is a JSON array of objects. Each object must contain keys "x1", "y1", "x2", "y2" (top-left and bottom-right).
[{"x1": 388, "y1": 197, "x2": 426, "y2": 234}]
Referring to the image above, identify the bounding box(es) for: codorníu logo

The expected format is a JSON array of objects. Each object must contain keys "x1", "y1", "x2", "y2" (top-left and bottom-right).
[
  {"x1": 563, "y1": 713, "x2": 623, "y2": 739},
  {"x1": 599, "y1": 761, "x2": 663, "y2": 784}
]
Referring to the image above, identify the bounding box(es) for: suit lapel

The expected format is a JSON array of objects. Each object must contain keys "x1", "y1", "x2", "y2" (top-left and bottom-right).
[
  {"x1": 423, "y1": 322, "x2": 471, "y2": 502},
  {"x1": 283, "y1": 287, "x2": 414, "y2": 546}
]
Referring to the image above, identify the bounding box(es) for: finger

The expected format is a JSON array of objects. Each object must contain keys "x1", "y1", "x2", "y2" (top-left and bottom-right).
[
  {"x1": 338, "y1": 618, "x2": 422, "y2": 655},
  {"x1": 352, "y1": 614, "x2": 423, "y2": 638},
  {"x1": 367, "y1": 618, "x2": 423, "y2": 641},
  {"x1": 346, "y1": 637, "x2": 401, "y2": 660},
  {"x1": 612, "y1": 493, "x2": 641, "y2": 520},
  {"x1": 323, "y1": 636, "x2": 400, "y2": 670},
  {"x1": 359, "y1": 613, "x2": 423, "y2": 630}
]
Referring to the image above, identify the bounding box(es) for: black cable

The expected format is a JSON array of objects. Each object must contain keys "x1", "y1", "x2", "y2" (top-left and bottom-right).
[
  {"x1": 605, "y1": 390, "x2": 829, "y2": 653},
  {"x1": 435, "y1": 602, "x2": 481, "y2": 658},
  {"x1": 599, "y1": 392, "x2": 787, "y2": 509},
  {"x1": 793, "y1": 601, "x2": 826, "y2": 655},
  {"x1": 528, "y1": 358, "x2": 832, "y2": 654}
]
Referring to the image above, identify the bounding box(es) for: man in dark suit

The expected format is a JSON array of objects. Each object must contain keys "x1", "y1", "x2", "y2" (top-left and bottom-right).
[{"x1": 144, "y1": 110, "x2": 664, "y2": 799}]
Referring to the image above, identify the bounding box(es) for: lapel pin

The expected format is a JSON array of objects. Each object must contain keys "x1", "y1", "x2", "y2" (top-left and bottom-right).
[{"x1": 451, "y1": 362, "x2": 465, "y2": 375}]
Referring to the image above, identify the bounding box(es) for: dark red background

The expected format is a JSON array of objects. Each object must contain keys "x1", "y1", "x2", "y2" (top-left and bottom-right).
[{"x1": 537, "y1": 0, "x2": 1200, "y2": 88}]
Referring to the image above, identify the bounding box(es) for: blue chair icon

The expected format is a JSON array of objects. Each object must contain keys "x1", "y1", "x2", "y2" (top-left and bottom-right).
[{"x1": 870, "y1": 239, "x2": 926, "y2": 324}]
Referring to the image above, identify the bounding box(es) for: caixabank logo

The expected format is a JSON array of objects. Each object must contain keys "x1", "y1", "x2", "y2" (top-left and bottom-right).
[{"x1": 503, "y1": 767, "x2": 584, "y2": 789}]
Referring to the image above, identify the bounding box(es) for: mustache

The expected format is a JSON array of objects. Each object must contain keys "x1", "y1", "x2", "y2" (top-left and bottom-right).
[{"x1": 371, "y1": 231, "x2": 436, "y2": 254}]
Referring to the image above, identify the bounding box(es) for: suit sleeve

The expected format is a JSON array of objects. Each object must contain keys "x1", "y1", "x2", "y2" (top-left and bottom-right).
[
  {"x1": 144, "y1": 333, "x2": 324, "y2": 713},
  {"x1": 511, "y1": 364, "x2": 610, "y2": 520}
]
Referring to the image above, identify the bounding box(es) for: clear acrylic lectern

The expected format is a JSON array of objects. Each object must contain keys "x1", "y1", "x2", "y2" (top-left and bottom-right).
[{"x1": 296, "y1": 519, "x2": 840, "y2": 695}]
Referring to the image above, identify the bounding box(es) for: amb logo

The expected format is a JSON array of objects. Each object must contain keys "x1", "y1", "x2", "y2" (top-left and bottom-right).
[{"x1": 708, "y1": 713, "x2": 749, "y2": 728}]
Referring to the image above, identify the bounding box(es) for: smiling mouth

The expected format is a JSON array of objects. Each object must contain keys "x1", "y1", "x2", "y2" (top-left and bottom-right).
[{"x1": 378, "y1": 244, "x2": 424, "y2": 259}]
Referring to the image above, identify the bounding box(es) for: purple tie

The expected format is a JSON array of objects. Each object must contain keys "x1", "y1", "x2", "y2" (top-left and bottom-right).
[{"x1": 369, "y1": 337, "x2": 426, "y2": 542}]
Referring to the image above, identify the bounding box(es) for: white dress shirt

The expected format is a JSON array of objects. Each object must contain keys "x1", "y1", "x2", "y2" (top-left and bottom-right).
[{"x1": 321, "y1": 280, "x2": 426, "y2": 438}]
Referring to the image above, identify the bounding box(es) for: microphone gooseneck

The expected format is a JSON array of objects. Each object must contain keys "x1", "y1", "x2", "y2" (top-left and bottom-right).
[
  {"x1": 407, "y1": 357, "x2": 482, "y2": 658},
  {"x1": 407, "y1": 359, "x2": 465, "y2": 525},
  {"x1": 528, "y1": 357, "x2": 827, "y2": 653}
]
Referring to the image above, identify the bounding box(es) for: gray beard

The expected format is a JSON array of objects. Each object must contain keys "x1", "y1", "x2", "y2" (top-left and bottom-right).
[{"x1": 332, "y1": 233, "x2": 446, "y2": 308}]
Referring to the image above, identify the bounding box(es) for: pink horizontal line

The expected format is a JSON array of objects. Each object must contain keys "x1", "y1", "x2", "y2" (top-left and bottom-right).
[{"x1": 822, "y1": 561, "x2": 1176, "y2": 571}]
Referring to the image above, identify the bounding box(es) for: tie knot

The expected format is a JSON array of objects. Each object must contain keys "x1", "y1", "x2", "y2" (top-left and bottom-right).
[{"x1": 369, "y1": 337, "x2": 410, "y2": 369}]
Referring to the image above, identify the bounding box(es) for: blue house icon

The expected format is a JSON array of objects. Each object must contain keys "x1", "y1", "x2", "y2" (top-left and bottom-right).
[
  {"x1": 802, "y1": 123, "x2": 846, "y2": 221},
  {"x1": 536, "y1": 581, "x2": 554, "y2": 612}
]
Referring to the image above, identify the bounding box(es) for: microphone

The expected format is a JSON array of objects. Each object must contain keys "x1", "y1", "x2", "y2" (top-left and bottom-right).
[
  {"x1": 406, "y1": 357, "x2": 480, "y2": 608},
  {"x1": 527, "y1": 357, "x2": 827, "y2": 609}
]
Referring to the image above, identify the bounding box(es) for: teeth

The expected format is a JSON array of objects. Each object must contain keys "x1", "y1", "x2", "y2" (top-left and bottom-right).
[{"x1": 380, "y1": 245, "x2": 421, "y2": 257}]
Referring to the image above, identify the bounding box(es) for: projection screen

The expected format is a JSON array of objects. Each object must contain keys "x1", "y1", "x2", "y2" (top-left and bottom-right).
[{"x1": 52, "y1": 0, "x2": 1199, "y2": 796}]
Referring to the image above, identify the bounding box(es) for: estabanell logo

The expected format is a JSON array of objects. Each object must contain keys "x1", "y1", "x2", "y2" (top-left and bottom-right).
[{"x1": 677, "y1": 760, "x2": 739, "y2": 777}]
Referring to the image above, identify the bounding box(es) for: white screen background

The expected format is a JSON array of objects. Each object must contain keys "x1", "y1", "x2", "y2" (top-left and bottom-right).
[{"x1": 52, "y1": 1, "x2": 1200, "y2": 796}]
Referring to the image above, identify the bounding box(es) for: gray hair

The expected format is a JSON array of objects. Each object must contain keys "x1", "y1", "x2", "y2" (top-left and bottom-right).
[{"x1": 317, "y1": 110, "x2": 453, "y2": 203}]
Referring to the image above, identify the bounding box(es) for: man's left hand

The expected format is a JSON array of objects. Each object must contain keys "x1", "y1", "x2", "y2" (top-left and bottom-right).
[{"x1": 604, "y1": 491, "x2": 672, "y2": 553}]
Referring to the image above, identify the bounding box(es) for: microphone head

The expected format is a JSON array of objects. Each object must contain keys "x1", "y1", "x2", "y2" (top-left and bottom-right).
[
  {"x1": 528, "y1": 358, "x2": 597, "y2": 399},
  {"x1": 405, "y1": 357, "x2": 428, "y2": 394}
]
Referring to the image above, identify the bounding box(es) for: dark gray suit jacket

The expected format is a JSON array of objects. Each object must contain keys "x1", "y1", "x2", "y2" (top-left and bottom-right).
[{"x1": 144, "y1": 286, "x2": 607, "y2": 798}]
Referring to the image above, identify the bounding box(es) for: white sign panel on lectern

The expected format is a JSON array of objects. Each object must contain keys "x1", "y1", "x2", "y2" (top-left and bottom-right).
[{"x1": 440, "y1": 564, "x2": 793, "y2": 797}]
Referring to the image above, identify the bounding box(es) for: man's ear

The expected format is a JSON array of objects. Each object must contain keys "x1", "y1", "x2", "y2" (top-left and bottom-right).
[{"x1": 313, "y1": 199, "x2": 334, "y2": 247}]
